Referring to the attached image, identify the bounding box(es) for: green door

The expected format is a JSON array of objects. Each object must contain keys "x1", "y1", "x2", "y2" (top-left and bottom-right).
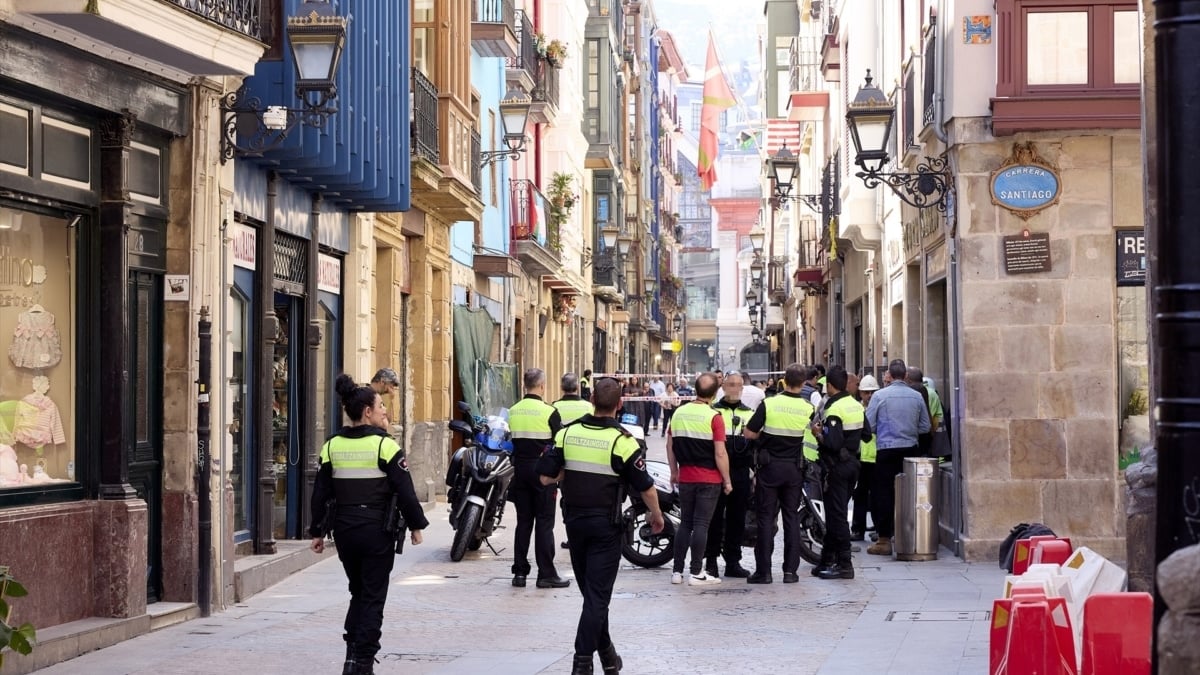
[{"x1": 127, "y1": 270, "x2": 163, "y2": 602}]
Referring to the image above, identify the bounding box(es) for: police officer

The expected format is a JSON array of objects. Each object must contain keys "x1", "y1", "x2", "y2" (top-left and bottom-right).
[
  {"x1": 538, "y1": 378, "x2": 664, "y2": 675},
  {"x1": 809, "y1": 365, "x2": 865, "y2": 580},
  {"x1": 555, "y1": 372, "x2": 595, "y2": 425},
  {"x1": 851, "y1": 375, "x2": 881, "y2": 541},
  {"x1": 310, "y1": 375, "x2": 428, "y2": 675},
  {"x1": 705, "y1": 372, "x2": 755, "y2": 578},
  {"x1": 743, "y1": 363, "x2": 818, "y2": 584},
  {"x1": 507, "y1": 368, "x2": 569, "y2": 588}
]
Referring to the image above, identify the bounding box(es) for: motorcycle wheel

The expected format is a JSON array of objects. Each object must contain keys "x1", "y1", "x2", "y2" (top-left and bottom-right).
[
  {"x1": 450, "y1": 503, "x2": 483, "y2": 562},
  {"x1": 797, "y1": 503, "x2": 825, "y2": 565},
  {"x1": 468, "y1": 537, "x2": 484, "y2": 551},
  {"x1": 621, "y1": 508, "x2": 674, "y2": 568}
]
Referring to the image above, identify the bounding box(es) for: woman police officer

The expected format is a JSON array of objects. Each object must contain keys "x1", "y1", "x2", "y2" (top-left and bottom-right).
[{"x1": 310, "y1": 374, "x2": 429, "y2": 675}]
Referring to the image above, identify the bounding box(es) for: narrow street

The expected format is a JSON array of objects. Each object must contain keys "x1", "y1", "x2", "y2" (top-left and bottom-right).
[{"x1": 37, "y1": 432, "x2": 1001, "y2": 675}]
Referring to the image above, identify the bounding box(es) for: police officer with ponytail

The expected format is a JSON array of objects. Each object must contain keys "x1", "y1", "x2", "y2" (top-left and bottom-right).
[
  {"x1": 809, "y1": 365, "x2": 865, "y2": 580},
  {"x1": 538, "y1": 377, "x2": 664, "y2": 675},
  {"x1": 310, "y1": 375, "x2": 429, "y2": 675}
]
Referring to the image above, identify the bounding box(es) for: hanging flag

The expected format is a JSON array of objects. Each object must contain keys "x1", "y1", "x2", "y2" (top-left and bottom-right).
[{"x1": 697, "y1": 32, "x2": 736, "y2": 191}]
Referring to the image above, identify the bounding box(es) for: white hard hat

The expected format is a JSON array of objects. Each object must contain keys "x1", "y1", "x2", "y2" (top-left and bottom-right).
[{"x1": 859, "y1": 375, "x2": 880, "y2": 391}]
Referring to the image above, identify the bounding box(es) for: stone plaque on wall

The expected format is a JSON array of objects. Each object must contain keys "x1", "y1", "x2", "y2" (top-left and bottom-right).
[{"x1": 1003, "y1": 231, "x2": 1052, "y2": 274}]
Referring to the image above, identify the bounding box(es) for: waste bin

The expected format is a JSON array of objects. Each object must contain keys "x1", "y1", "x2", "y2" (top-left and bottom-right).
[{"x1": 893, "y1": 457, "x2": 939, "y2": 561}]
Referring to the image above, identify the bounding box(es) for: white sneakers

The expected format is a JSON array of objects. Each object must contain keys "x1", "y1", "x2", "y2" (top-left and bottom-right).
[
  {"x1": 671, "y1": 572, "x2": 684, "y2": 585},
  {"x1": 687, "y1": 572, "x2": 721, "y2": 586}
]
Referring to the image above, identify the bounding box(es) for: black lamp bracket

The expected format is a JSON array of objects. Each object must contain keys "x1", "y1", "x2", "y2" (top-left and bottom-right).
[
  {"x1": 219, "y1": 84, "x2": 339, "y2": 164},
  {"x1": 855, "y1": 155, "x2": 951, "y2": 212}
]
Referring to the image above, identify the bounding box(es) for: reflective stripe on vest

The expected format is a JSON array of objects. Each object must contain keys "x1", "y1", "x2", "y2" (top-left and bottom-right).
[
  {"x1": 554, "y1": 398, "x2": 594, "y2": 425},
  {"x1": 322, "y1": 436, "x2": 397, "y2": 479},
  {"x1": 761, "y1": 396, "x2": 814, "y2": 437},
  {"x1": 669, "y1": 402, "x2": 718, "y2": 440},
  {"x1": 822, "y1": 395, "x2": 865, "y2": 431},
  {"x1": 509, "y1": 397, "x2": 555, "y2": 440}
]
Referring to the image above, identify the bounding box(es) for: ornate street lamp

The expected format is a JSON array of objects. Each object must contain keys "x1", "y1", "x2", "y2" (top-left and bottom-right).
[
  {"x1": 600, "y1": 224, "x2": 620, "y2": 249},
  {"x1": 617, "y1": 234, "x2": 634, "y2": 257},
  {"x1": 845, "y1": 70, "x2": 950, "y2": 211},
  {"x1": 673, "y1": 314, "x2": 683, "y2": 333},
  {"x1": 769, "y1": 142, "x2": 822, "y2": 213},
  {"x1": 748, "y1": 224, "x2": 765, "y2": 255},
  {"x1": 644, "y1": 277, "x2": 658, "y2": 294},
  {"x1": 220, "y1": 0, "x2": 348, "y2": 163},
  {"x1": 480, "y1": 86, "x2": 533, "y2": 167}
]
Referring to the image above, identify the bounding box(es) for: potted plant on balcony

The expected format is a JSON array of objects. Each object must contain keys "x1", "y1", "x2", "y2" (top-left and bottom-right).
[
  {"x1": 553, "y1": 293, "x2": 578, "y2": 324},
  {"x1": 545, "y1": 39, "x2": 567, "y2": 68},
  {"x1": 546, "y1": 172, "x2": 576, "y2": 253}
]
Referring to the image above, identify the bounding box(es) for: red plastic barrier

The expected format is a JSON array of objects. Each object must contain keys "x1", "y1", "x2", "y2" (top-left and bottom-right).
[
  {"x1": 991, "y1": 596, "x2": 1077, "y2": 675},
  {"x1": 1033, "y1": 539, "x2": 1074, "y2": 566},
  {"x1": 1080, "y1": 593, "x2": 1152, "y2": 675},
  {"x1": 1014, "y1": 536, "x2": 1073, "y2": 575}
]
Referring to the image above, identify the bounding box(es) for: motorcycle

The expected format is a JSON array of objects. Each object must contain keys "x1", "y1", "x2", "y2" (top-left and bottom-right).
[
  {"x1": 618, "y1": 414, "x2": 682, "y2": 568},
  {"x1": 445, "y1": 401, "x2": 515, "y2": 562},
  {"x1": 796, "y1": 486, "x2": 826, "y2": 565}
]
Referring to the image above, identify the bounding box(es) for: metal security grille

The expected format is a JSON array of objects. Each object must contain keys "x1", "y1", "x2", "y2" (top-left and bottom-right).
[{"x1": 273, "y1": 233, "x2": 308, "y2": 286}]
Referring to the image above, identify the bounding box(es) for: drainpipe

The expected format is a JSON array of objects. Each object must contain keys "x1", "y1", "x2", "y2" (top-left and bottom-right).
[{"x1": 196, "y1": 307, "x2": 212, "y2": 617}]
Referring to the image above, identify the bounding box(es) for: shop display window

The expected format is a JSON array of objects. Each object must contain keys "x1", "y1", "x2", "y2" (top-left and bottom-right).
[{"x1": 0, "y1": 207, "x2": 75, "y2": 490}]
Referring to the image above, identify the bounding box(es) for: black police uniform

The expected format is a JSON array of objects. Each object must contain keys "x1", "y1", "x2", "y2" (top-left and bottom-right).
[
  {"x1": 812, "y1": 392, "x2": 865, "y2": 579},
  {"x1": 309, "y1": 425, "x2": 430, "y2": 673},
  {"x1": 537, "y1": 414, "x2": 654, "y2": 673},
  {"x1": 507, "y1": 393, "x2": 564, "y2": 585},
  {"x1": 705, "y1": 398, "x2": 755, "y2": 575}
]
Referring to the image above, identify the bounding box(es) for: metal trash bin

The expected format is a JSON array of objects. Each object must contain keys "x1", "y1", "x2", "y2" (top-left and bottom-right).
[{"x1": 892, "y1": 457, "x2": 939, "y2": 561}]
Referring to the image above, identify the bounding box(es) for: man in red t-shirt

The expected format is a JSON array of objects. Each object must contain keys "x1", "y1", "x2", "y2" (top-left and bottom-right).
[{"x1": 666, "y1": 372, "x2": 733, "y2": 586}]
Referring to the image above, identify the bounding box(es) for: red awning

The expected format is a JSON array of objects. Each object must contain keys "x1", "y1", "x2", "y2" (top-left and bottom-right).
[{"x1": 787, "y1": 91, "x2": 830, "y2": 123}]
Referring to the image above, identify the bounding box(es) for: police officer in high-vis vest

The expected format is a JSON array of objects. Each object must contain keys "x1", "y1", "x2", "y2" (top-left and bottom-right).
[
  {"x1": 743, "y1": 363, "x2": 818, "y2": 584},
  {"x1": 310, "y1": 375, "x2": 429, "y2": 675},
  {"x1": 851, "y1": 375, "x2": 881, "y2": 541},
  {"x1": 705, "y1": 372, "x2": 755, "y2": 578},
  {"x1": 555, "y1": 372, "x2": 595, "y2": 425},
  {"x1": 809, "y1": 365, "x2": 865, "y2": 580},
  {"x1": 538, "y1": 377, "x2": 664, "y2": 675},
  {"x1": 507, "y1": 368, "x2": 569, "y2": 588}
]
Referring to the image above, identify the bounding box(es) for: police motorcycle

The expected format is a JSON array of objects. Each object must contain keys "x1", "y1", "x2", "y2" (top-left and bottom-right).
[
  {"x1": 445, "y1": 401, "x2": 515, "y2": 562},
  {"x1": 796, "y1": 485, "x2": 826, "y2": 565},
  {"x1": 616, "y1": 413, "x2": 683, "y2": 568}
]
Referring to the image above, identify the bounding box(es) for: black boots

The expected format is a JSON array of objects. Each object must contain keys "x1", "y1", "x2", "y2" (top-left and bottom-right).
[
  {"x1": 811, "y1": 551, "x2": 834, "y2": 577},
  {"x1": 704, "y1": 557, "x2": 720, "y2": 578},
  {"x1": 598, "y1": 643, "x2": 623, "y2": 674},
  {"x1": 817, "y1": 553, "x2": 855, "y2": 580},
  {"x1": 571, "y1": 653, "x2": 594, "y2": 674},
  {"x1": 341, "y1": 645, "x2": 375, "y2": 675}
]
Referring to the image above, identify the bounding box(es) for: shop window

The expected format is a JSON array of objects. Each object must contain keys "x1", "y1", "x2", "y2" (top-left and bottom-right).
[
  {"x1": 0, "y1": 208, "x2": 77, "y2": 491},
  {"x1": 0, "y1": 104, "x2": 29, "y2": 172},
  {"x1": 40, "y1": 117, "x2": 90, "y2": 188},
  {"x1": 992, "y1": 0, "x2": 1140, "y2": 135}
]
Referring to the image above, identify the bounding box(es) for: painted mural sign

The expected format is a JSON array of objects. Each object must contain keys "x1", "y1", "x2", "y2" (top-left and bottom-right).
[{"x1": 990, "y1": 142, "x2": 1062, "y2": 220}]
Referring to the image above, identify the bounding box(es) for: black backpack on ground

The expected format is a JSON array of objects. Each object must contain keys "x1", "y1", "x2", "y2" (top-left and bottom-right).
[{"x1": 998, "y1": 522, "x2": 1057, "y2": 572}]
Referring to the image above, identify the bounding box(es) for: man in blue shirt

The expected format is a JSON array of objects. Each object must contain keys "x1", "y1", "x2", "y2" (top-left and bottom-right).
[{"x1": 864, "y1": 359, "x2": 931, "y2": 556}]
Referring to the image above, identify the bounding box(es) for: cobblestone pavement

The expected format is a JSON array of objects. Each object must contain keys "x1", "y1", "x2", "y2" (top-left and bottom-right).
[{"x1": 36, "y1": 433, "x2": 1003, "y2": 674}]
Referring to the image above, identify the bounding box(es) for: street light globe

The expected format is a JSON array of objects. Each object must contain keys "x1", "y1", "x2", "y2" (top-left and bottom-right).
[{"x1": 707, "y1": 346, "x2": 715, "y2": 358}]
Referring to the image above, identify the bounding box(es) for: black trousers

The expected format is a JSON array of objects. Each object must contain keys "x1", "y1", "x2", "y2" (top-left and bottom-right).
[
  {"x1": 705, "y1": 464, "x2": 752, "y2": 565},
  {"x1": 753, "y1": 460, "x2": 804, "y2": 575},
  {"x1": 335, "y1": 512, "x2": 396, "y2": 658},
  {"x1": 509, "y1": 459, "x2": 559, "y2": 577},
  {"x1": 872, "y1": 447, "x2": 921, "y2": 538},
  {"x1": 821, "y1": 458, "x2": 860, "y2": 557},
  {"x1": 851, "y1": 461, "x2": 875, "y2": 534},
  {"x1": 566, "y1": 515, "x2": 622, "y2": 657}
]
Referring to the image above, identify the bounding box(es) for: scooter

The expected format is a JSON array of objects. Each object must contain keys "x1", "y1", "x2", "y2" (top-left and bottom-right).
[
  {"x1": 445, "y1": 401, "x2": 515, "y2": 562},
  {"x1": 617, "y1": 414, "x2": 682, "y2": 568}
]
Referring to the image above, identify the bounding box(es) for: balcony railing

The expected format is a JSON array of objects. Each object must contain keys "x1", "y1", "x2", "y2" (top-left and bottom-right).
[
  {"x1": 472, "y1": 0, "x2": 514, "y2": 24},
  {"x1": 471, "y1": 129, "x2": 482, "y2": 194},
  {"x1": 506, "y1": 10, "x2": 537, "y2": 80},
  {"x1": 411, "y1": 67, "x2": 440, "y2": 164},
  {"x1": 592, "y1": 250, "x2": 619, "y2": 287},
  {"x1": 165, "y1": 0, "x2": 262, "y2": 39},
  {"x1": 532, "y1": 59, "x2": 560, "y2": 111},
  {"x1": 510, "y1": 179, "x2": 561, "y2": 275}
]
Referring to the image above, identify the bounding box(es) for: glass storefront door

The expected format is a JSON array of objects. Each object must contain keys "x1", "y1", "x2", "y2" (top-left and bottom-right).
[
  {"x1": 229, "y1": 268, "x2": 255, "y2": 544},
  {"x1": 272, "y1": 293, "x2": 305, "y2": 540}
]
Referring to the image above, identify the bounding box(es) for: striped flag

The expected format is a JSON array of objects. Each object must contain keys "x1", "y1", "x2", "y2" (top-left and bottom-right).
[{"x1": 697, "y1": 32, "x2": 735, "y2": 191}]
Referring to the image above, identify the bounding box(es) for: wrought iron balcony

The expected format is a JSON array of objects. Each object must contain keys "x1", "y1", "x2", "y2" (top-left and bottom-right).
[
  {"x1": 530, "y1": 59, "x2": 560, "y2": 124},
  {"x1": 505, "y1": 10, "x2": 537, "y2": 91},
  {"x1": 510, "y1": 179, "x2": 561, "y2": 276},
  {"x1": 411, "y1": 67, "x2": 440, "y2": 164},
  {"x1": 471, "y1": 129, "x2": 483, "y2": 195},
  {"x1": 165, "y1": 0, "x2": 261, "y2": 39},
  {"x1": 592, "y1": 249, "x2": 621, "y2": 298},
  {"x1": 471, "y1": 0, "x2": 518, "y2": 58}
]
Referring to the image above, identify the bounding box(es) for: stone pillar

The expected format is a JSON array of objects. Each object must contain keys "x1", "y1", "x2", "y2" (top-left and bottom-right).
[
  {"x1": 254, "y1": 172, "x2": 279, "y2": 555},
  {"x1": 1158, "y1": 544, "x2": 1200, "y2": 673},
  {"x1": 1125, "y1": 447, "x2": 1158, "y2": 594},
  {"x1": 93, "y1": 500, "x2": 148, "y2": 618}
]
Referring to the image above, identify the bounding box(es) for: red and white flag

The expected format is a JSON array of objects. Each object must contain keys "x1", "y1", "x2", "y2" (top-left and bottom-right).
[{"x1": 697, "y1": 32, "x2": 735, "y2": 192}]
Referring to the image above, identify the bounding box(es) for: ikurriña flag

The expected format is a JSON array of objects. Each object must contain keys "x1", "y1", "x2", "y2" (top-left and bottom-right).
[{"x1": 697, "y1": 31, "x2": 736, "y2": 191}]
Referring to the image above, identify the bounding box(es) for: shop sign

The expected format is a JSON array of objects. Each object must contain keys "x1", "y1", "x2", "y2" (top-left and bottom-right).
[
  {"x1": 1003, "y1": 230, "x2": 1052, "y2": 275},
  {"x1": 1116, "y1": 229, "x2": 1146, "y2": 286},
  {"x1": 990, "y1": 142, "x2": 1061, "y2": 220},
  {"x1": 231, "y1": 223, "x2": 256, "y2": 270},
  {"x1": 317, "y1": 253, "x2": 341, "y2": 294},
  {"x1": 164, "y1": 274, "x2": 190, "y2": 301},
  {"x1": 903, "y1": 209, "x2": 942, "y2": 257}
]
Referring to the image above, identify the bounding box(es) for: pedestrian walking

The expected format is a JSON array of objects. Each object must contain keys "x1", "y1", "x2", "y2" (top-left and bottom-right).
[
  {"x1": 580, "y1": 369, "x2": 593, "y2": 400},
  {"x1": 538, "y1": 378, "x2": 665, "y2": 675},
  {"x1": 865, "y1": 360, "x2": 931, "y2": 556},
  {"x1": 554, "y1": 372, "x2": 595, "y2": 425},
  {"x1": 705, "y1": 372, "x2": 755, "y2": 578},
  {"x1": 507, "y1": 368, "x2": 569, "y2": 588},
  {"x1": 659, "y1": 383, "x2": 681, "y2": 437},
  {"x1": 850, "y1": 375, "x2": 880, "y2": 541},
  {"x1": 309, "y1": 375, "x2": 429, "y2": 675},
  {"x1": 666, "y1": 372, "x2": 732, "y2": 586},
  {"x1": 649, "y1": 376, "x2": 667, "y2": 431},
  {"x1": 743, "y1": 363, "x2": 819, "y2": 584},
  {"x1": 738, "y1": 370, "x2": 766, "y2": 412},
  {"x1": 809, "y1": 366, "x2": 864, "y2": 580},
  {"x1": 367, "y1": 367, "x2": 400, "y2": 397}
]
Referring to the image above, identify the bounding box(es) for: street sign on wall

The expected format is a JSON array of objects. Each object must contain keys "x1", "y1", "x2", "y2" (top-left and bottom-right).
[{"x1": 990, "y1": 142, "x2": 1062, "y2": 220}]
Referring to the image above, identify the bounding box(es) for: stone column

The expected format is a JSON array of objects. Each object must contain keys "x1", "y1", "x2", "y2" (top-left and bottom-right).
[{"x1": 255, "y1": 172, "x2": 279, "y2": 555}]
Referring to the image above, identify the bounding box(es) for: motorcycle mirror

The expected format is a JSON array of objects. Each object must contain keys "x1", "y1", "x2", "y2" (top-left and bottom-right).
[
  {"x1": 448, "y1": 420, "x2": 473, "y2": 435},
  {"x1": 456, "y1": 401, "x2": 472, "y2": 414}
]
